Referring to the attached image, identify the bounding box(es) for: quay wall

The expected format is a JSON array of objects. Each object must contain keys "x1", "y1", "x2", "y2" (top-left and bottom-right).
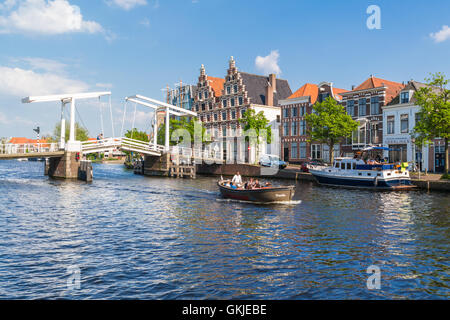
[{"x1": 196, "y1": 163, "x2": 448, "y2": 191}]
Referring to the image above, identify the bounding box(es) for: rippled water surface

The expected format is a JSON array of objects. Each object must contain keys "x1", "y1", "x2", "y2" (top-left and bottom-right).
[{"x1": 0, "y1": 160, "x2": 448, "y2": 299}]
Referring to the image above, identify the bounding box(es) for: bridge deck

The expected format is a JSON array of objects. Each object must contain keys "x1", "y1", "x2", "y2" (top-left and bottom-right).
[{"x1": 0, "y1": 151, "x2": 65, "y2": 160}]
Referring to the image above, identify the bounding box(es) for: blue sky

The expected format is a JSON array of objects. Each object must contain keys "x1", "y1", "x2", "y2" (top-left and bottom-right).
[{"x1": 0, "y1": 0, "x2": 449, "y2": 138}]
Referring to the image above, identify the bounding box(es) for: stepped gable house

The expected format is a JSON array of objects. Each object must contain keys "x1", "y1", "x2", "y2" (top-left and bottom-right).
[{"x1": 193, "y1": 56, "x2": 292, "y2": 162}]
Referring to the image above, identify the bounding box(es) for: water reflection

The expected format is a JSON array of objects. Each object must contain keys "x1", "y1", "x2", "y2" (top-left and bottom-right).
[{"x1": 0, "y1": 160, "x2": 448, "y2": 299}]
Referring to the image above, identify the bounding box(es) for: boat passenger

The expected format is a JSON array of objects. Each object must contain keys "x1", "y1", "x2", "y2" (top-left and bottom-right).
[
  {"x1": 245, "y1": 178, "x2": 254, "y2": 189},
  {"x1": 232, "y1": 171, "x2": 242, "y2": 186},
  {"x1": 254, "y1": 179, "x2": 261, "y2": 189}
]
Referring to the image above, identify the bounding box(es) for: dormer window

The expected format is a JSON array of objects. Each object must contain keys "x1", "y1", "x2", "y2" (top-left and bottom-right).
[{"x1": 400, "y1": 91, "x2": 409, "y2": 104}]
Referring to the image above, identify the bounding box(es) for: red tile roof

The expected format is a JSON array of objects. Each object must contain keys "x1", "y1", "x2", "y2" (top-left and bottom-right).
[
  {"x1": 287, "y1": 84, "x2": 348, "y2": 103},
  {"x1": 287, "y1": 83, "x2": 318, "y2": 103},
  {"x1": 9, "y1": 137, "x2": 48, "y2": 144},
  {"x1": 207, "y1": 76, "x2": 225, "y2": 97},
  {"x1": 353, "y1": 76, "x2": 405, "y2": 104}
]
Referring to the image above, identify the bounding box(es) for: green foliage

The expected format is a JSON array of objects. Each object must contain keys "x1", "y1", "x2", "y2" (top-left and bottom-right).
[
  {"x1": 239, "y1": 109, "x2": 272, "y2": 144},
  {"x1": 412, "y1": 72, "x2": 450, "y2": 174},
  {"x1": 125, "y1": 128, "x2": 149, "y2": 142},
  {"x1": 157, "y1": 117, "x2": 208, "y2": 146},
  {"x1": 52, "y1": 122, "x2": 89, "y2": 142},
  {"x1": 305, "y1": 97, "x2": 358, "y2": 164}
]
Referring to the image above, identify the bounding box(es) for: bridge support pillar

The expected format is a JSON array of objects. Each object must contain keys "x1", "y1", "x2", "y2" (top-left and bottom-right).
[{"x1": 47, "y1": 151, "x2": 89, "y2": 180}]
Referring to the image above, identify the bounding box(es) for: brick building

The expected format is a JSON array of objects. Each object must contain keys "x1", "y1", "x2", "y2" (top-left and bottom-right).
[
  {"x1": 193, "y1": 56, "x2": 292, "y2": 163},
  {"x1": 340, "y1": 75, "x2": 404, "y2": 156},
  {"x1": 278, "y1": 82, "x2": 347, "y2": 164}
]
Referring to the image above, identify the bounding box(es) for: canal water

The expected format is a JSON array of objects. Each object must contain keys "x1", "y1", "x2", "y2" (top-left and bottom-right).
[{"x1": 0, "y1": 160, "x2": 448, "y2": 299}]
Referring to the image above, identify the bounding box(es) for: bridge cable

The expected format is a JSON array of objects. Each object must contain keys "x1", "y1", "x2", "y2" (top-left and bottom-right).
[
  {"x1": 120, "y1": 100, "x2": 128, "y2": 138},
  {"x1": 108, "y1": 95, "x2": 115, "y2": 138},
  {"x1": 131, "y1": 101, "x2": 137, "y2": 140}
]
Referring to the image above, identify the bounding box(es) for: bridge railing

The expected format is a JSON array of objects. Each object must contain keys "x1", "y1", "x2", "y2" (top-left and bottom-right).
[
  {"x1": 0, "y1": 143, "x2": 60, "y2": 155},
  {"x1": 80, "y1": 137, "x2": 165, "y2": 155},
  {"x1": 169, "y1": 145, "x2": 222, "y2": 163}
]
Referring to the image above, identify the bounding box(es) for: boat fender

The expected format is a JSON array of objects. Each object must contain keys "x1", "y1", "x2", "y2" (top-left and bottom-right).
[{"x1": 374, "y1": 176, "x2": 378, "y2": 187}]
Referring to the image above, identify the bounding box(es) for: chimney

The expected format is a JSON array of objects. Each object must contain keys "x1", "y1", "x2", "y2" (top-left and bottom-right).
[
  {"x1": 266, "y1": 74, "x2": 276, "y2": 106},
  {"x1": 352, "y1": 85, "x2": 355, "y2": 90}
]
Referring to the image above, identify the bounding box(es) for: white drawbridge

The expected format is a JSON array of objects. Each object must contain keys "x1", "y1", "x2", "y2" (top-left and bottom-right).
[{"x1": 20, "y1": 92, "x2": 197, "y2": 158}]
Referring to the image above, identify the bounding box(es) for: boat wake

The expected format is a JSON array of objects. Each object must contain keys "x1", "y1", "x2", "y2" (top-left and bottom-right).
[{"x1": 216, "y1": 198, "x2": 302, "y2": 206}]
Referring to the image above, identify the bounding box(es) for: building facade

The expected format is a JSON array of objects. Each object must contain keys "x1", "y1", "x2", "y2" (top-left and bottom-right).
[
  {"x1": 383, "y1": 80, "x2": 447, "y2": 172},
  {"x1": 166, "y1": 81, "x2": 196, "y2": 112},
  {"x1": 340, "y1": 76, "x2": 404, "y2": 156},
  {"x1": 278, "y1": 82, "x2": 348, "y2": 164},
  {"x1": 193, "y1": 57, "x2": 292, "y2": 163}
]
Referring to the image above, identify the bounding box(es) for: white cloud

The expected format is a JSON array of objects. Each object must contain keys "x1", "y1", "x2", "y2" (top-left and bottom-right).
[
  {"x1": 96, "y1": 83, "x2": 113, "y2": 89},
  {"x1": 0, "y1": 0, "x2": 103, "y2": 35},
  {"x1": 255, "y1": 50, "x2": 281, "y2": 75},
  {"x1": 430, "y1": 25, "x2": 450, "y2": 43},
  {"x1": 0, "y1": 66, "x2": 89, "y2": 96},
  {"x1": 108, "y1": 0, "x2": 147, "y2": 10},
  {"x1": 15, "y1": 57, "x2": 67, "y2": 73}
]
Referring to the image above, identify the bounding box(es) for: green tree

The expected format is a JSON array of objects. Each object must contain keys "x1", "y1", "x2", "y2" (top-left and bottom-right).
[
  {"x1": 157, "y1": 117, "x2": 208, "y2": 146},
  {"x1": 239, "y1": 109, "x2": 272, "y2": 163},
  {"x1": 52, "y1": 122, "x2": 89, "y2": 142},
  {"x1": 125, "y1": 128, "x2": 149, "y2": 142},
  {"x1": 412, "y1": 72, "x2": 450, "y2": 177},
  {"x1": 305, "y1": 97, "x2": 358, "y2": 164}
]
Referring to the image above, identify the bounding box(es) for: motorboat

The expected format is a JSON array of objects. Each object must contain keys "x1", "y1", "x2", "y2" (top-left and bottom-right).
[
  {"x1": 218, "y1": 180, "x2": 295, "y2": 202},
  {"x1": 309, "y1": 157, "x2": 414, "y2": 190}
]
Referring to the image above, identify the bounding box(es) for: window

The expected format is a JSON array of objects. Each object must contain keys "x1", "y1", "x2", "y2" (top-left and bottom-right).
[
  {"x1": 401, "y1": 114, "x2": 409, "y2": 133},
  {"x1": 298, "y1": 106, "x2": 304, "y2": 116},
  {"x1": 387, "y1": 116, "x2": 395, "y2": 134},
  {"x1": 202, "y1": 103, "x2": 205, "y2": 111},
  {"x1": 204, "y1": 91, "x2": 208, "y2": 99},
  {"x1": 234, "y1": 84, "x2": 238, "y2": 93},
  {"x1": 346, "y1": 100, "x2": 354, "y2": 116},
  {"x1": 226, "y1": 86, "x2": 231, "y2": 94},
  {"x1": 283, "y1": 108, "x2": 289, "y2": 118},
  {"x1": 231, "y1": 124, "x2": 236, "y2": 136},
  {"x1": 401, "y1": 91, "x2": 409, "y2": 104},
  {"x1": 311, "y1": 144, "x2": 321, "y2": 159},
  {"x1": 347, "y1": 163, "x2": 351, "y2": 170},
  {"x1": 292, "y1": 107, "x2": 298, "y2": 117},
  {"x1": 359, "y1": 98, "x2": 366, "y2": 116},
  {"x1": 291, "y1": 121, "x2": 298, "y2": 136},
  {"x1": 222, "y1": 111, "x2": 227, "y2": 120},
  {"x1": 414, "y1": 112, "x2": 421, "y2": 126},
  {"x1": 222, "y1": 126, "x2": 227, "y2": 137},
  {"x1": 209, "y1": 102, "x2": 213, "y2": 110},
  {"x1": 230, "y1": 98, "x2": 235, "y2": 107},
  {"x1": 222, "y1": 100, "x2": 227, "y2": 108},
  {"x1": 341, "y1": 163, "x2": 345, "y2": 170},
  {"x1": 300, "y1": 120, "x2": 306, "y2": 135},
  {"x1": 214, "y1": 113, "x2": 218, "y2": 121},
  {"x1": 238, "y1": 96, "x2": 243, "y2": 105},
  {"x1": 291, "y1": 143, "x2": 298, "y2": 159},
  {"x1": 231, "y1": 110, "x2": 236, "y2": 119},
  {"x1": 370, "y1": 96, "x2": 380, "y2": 115},
  {"x1": 300, "y1": 142, "x2": 307, "y2": 158},
  {"x1": 241, "y1": 109, "x2": 246, "y2": 118},
  {"x1": 319, "y1": 93, "x2": 329, "y2": 102},
  {"x1": 276, "y1": 115, "x2": 280, "y2": 123},
  {"x1": 199, "y1": 92, "x2": 202, "y2": 100},
  {"x1": 283, "y1": 123, "x2": 289, "y2": 136}
]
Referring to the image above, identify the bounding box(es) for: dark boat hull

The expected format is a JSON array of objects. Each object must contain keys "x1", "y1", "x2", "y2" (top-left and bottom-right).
[
  {"x1": 311, "y1": 172, "x2": 414, "y2": 190},
  {"x1": 218, "y1": 182, "x2": 295, "y2": 202}
]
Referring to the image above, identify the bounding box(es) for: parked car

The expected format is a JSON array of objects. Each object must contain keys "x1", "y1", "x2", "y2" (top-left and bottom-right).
[
  {"x1": 300, "y1": 159, "x2": 327, "y2": 172},
  {"x1": 259, "y1": 154, "x2": 288, "y2": 169}
]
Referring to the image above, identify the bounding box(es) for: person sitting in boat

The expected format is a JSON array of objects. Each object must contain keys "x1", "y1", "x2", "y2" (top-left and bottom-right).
[
  {"x1": 229, "y1": 182, "x2": 238, "y2": 189},
  {"x1": 244, "y1": 178, "x2": 254, "y2": 189},
  {"x1": 232, "y1": 171, "x2": 242, "y2": 186},
  {"x1": 254, "y1": 179, "x2": 261, "y2": 189},
  {"x1": 264, "y1": 182, "x2": 272, "y2": 187}
]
